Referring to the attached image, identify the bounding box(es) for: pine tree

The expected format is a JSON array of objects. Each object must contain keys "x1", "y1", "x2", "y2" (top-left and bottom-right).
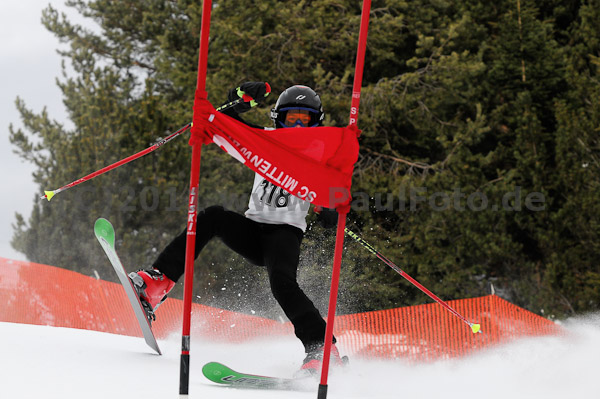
[{"x1": 9, "y1": 0, "x2": 600, "y2": 319}]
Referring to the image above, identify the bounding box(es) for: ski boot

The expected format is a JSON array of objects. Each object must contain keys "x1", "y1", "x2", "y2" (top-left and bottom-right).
[
  {"x1": 295, "y1": 343, "x2": 349, "y2": 378},
  {"x1": 128, "y1": 268, "x2": 175, "y2": 324}
]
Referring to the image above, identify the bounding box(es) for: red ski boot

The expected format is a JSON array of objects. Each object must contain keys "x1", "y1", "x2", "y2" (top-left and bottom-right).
[
  {"x1": 128, "y1": 268, "x2": 175, "y2": 323},
  {"x1": 295, "y1": 344, "x2": 348, "y2": 378}
]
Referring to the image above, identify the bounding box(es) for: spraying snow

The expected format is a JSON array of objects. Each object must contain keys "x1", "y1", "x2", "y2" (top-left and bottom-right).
[{"x1": 1, "y1": 315, "x2": 599, "y2": 398}]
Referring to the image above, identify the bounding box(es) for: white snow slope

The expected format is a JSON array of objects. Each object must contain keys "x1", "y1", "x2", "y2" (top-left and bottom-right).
[{"x1": 1, "y1": 316, "x2": 599, "y2": 399}]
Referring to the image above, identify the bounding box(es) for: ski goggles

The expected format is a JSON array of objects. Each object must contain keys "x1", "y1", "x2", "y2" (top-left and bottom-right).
[{"x1": 277, "y1": 107, "x2": 321, "y2": 128}]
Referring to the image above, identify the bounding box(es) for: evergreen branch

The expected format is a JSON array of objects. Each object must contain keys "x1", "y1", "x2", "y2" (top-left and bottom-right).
[{"x1": 361, "y1": 147, "x2": 432, "y2": 170}]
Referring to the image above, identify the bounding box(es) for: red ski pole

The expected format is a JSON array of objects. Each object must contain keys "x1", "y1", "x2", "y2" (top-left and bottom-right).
[
  {"x1": 39, "y1": 98, "x2": 249, "y2": 202},
  {"x1": 345, "y1": 228, "x2": 482, "y2": 334},
  {"x1": 40, "y1": 122, "x2": 191, "y2": 201}
]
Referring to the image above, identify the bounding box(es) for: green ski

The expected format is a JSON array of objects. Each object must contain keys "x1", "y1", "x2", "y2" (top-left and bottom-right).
[
  {"x1": 94, "y1": 218, "x2": 161, "y2": 355},
  {"x1": 202, "y1": 362, "x2": 313, "y2": 391}
]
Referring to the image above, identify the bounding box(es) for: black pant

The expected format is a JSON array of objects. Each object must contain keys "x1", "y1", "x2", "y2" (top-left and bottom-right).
[{"x1": 153, "y1": 205, "x2": 330, "y2": 351}]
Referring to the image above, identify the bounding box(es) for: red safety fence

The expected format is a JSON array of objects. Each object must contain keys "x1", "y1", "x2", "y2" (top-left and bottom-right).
[{"x1": 0, "y1": 257, "x2": 561, "y2": 361}]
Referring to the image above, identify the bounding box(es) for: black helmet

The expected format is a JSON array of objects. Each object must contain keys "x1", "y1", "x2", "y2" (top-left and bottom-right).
[{"x1": 270, "y1": 85, "x2": 325, "y2": 128}]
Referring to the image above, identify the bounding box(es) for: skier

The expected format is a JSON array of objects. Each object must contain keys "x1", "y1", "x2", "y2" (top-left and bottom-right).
[{"x1": 129, "y1": 82, "x2": 345, "y2": 375}]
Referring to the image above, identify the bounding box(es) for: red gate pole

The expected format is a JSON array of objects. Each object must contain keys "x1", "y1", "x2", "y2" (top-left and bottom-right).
[
  {"x1": 318, "y1": 1, "x2": 371, "y2": 398},
  {"x1": 179, "y1": 0, "x2": 213, "y2": 395}
]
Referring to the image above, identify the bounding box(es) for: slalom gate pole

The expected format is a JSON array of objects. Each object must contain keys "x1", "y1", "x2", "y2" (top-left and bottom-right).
[
  {"x1": 39, "y1": 99, "x2": 246, "y2": 202},
  {"x1": 318, "y1": 212, "x2": 348, "y2": 399},
  {"x1": 318, "y1": 1, "x2": 371, "y2": 398},
  {"x1": 180, "y1": 0, "x2": 212, "y2": 395},
  {"x1": 345, "y1": 228, "x2": 482, "y2": 334}
]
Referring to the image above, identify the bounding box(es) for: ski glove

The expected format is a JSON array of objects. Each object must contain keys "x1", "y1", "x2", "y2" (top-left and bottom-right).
[
  {"x1": 316, "y1": 207, "x2": 338, "y2": 229},
  {"x1": 227, "y1": 82, "x2": 271, "y2": 114}
]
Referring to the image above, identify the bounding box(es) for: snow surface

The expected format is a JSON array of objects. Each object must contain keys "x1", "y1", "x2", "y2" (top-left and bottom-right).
[{"x1": 2, "y1": 316, "x2": 599, "y2": 399}]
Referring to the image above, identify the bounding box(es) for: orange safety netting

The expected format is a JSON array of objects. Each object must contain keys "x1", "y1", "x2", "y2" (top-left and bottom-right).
[{"x1": 0, "y1": 257, "x2": 561, "y2": 361}]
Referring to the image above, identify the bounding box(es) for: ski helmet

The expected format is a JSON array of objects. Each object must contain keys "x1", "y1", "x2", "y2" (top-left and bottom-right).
[{"x1": 270, "y1": 85, "x2": 324, "y2": 128}]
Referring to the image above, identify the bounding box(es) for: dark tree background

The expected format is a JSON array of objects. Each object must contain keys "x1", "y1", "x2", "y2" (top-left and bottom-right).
[{"x1": 9, "y1": 0, "x2": 600, "y2": 320}]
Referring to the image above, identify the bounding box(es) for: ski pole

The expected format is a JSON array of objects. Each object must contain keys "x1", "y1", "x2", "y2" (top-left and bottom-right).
[
  {"x1": 41, "y1": 95, "x2": 258, "y2": 201},
  {"x1": 41, "y1": 122, "x2": 191, "y2": 201},
  {"x1": 344, "y1": 228, "x2": 482, "y2": 334}
]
